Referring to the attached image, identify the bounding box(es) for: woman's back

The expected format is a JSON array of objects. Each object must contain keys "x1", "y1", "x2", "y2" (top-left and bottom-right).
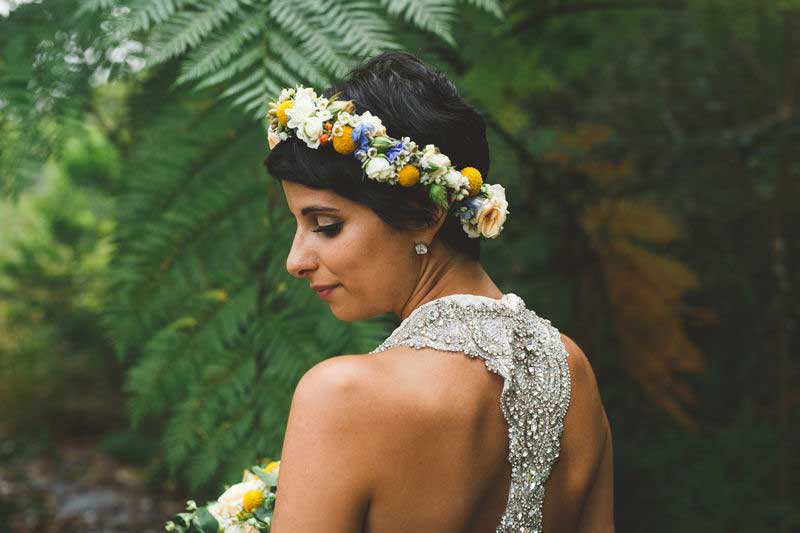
[
  {"x1": 365, "y1": 335, "x2": 612, "y2": 532},
  {"x1": 365, "y1": 292, "x2": 614, "y2": 532},
  {"x1": 364, "y1": 345, "x2": 514, "y2": 532}
]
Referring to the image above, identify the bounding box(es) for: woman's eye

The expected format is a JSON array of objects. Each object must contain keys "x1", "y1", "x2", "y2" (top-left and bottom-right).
[{"x1": 312, "y1": 222, "x2": 343, "y2": 237}]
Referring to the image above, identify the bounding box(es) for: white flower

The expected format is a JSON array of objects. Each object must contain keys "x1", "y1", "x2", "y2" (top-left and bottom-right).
[
  {"x1": 418, "y1": 144, "x2": 450, "y2": 177},
  {"x1": 443, "y1": 168, "x2": 467, "y2": 190},
  {"x1": 486, "y1": 183, "x2": 508, "y2": 209},
  {"x1": 278, "y1": 88, "x2": 293, "y2": 102},
  {"x1": 294, "y1": 86, "x2": 316, "y2": 101},
  {"x1": 294, "y1": 115, "x2": 324, "y2": 149},
  {"x1": 358, "y1": 111, "x2": 387, "y2": 137},
  {"x1": 427, "y1": 153, "x2": 451, "y2": 178},
  {"x1": 285, "y1": 89, "x2": 318, "y2": 130},
  {"x1": 336, "y1": 111, "x2": 355, "y2": 126},
  {"x1": 462, "y1": 221, "x2": 481, "y2": 238},
  {"x1": 364, "y1": 156, "x2": 395, "y2": 183},
  {"x1": 208, "y1": 480, "x2": 264, "y2": 522},
  {"x1": 331, "y1": 123, "x2": 344, "y2": 137}
]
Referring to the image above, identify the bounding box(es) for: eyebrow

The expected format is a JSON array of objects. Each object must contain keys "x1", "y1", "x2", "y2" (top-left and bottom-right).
[{"x1": 297, "y1": 205, "x2": 341, "y2": 216}]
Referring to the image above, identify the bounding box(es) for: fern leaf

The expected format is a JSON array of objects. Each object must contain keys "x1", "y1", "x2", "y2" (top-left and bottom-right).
[{"x1": 378, "y1": 0, "x2": 458, "y2": 46}]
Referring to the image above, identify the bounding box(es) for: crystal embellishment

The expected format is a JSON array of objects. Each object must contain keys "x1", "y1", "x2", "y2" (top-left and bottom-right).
[{"x1": 369, "y1": 293, "x2": 572, "y2": 532}]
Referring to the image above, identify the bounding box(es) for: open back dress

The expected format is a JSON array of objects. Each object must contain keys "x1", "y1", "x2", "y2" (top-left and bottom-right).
[{"x1": 369, "y1": 293, "x2": 572, "y2": 533}]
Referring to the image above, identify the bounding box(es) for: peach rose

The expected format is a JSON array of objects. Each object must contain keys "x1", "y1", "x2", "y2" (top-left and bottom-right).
[{"x1": 475, "y1": 197, "x2": 508, "y2": 238}]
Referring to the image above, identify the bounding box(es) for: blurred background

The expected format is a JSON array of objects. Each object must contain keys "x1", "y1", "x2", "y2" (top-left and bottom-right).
[{"x1": 1, "y1": 0, "x2": 798, "y2": 531}]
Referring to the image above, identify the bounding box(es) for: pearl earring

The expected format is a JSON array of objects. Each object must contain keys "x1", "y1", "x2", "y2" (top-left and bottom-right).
[{"x1": 414, "y1": 242, "x2": 428, "y2": 255}]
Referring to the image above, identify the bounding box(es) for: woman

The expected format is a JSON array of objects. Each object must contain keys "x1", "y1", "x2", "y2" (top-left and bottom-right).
[{"x1": 264, "y1": 51, "x2": 613, "y2": 532}]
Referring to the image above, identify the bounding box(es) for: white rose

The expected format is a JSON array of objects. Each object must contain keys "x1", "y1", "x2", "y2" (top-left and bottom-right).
[
  {"x1": 443, "y1": 168, "x2": 467, "y2": 190},
  {"x1": 209, "y1": 480, "x2": 264, "y2": 520},
  {"x1": 427, "y1": 153, "x2": 451, "y2": 178},
  {"x1": 475, "y1": 198, "x2": 508, "y2": 238},
  {"x1": 294, "y1": 86, "x2": 316, "y2": 101},
  {"x1": 486, "y1": 183, "x2": 508, "y2": 208},
  {"x1": 364, "y1": 156, "x2": 394, "y2": 182},
  {"x1": 296, "y1": 115, "x2": 324, "y2": 148},
  {"x1": 285, "y1": 89, "x2": 318, "y2": 129},
  {"x1": 358, "y1": 111, "x2": 387, "y2": 137}
]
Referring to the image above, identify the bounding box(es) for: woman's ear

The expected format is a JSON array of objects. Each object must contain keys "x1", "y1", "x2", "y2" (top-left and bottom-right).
[{"x1": 413, "y1": 206, "x2": 448, "y2": 246}]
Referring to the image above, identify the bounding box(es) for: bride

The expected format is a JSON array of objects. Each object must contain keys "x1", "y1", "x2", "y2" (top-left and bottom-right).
[{"x1": 263, "y1": 51, "x2": 613, "y2": 532}]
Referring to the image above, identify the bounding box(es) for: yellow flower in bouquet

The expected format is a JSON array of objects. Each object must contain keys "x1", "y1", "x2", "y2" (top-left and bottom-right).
[{"x1": 166, "y1": 460, "x2": 280, "y2": 532}]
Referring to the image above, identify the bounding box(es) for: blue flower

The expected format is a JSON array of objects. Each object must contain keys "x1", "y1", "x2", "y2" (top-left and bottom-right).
[
  {"x1": 385, "y1": 140, "x2": 404, "y2": 163},
  {"x1": 351, "y1": 122, "x2": 373, "y2": 159},
  {"x1": 458, "y1": 196, "x2": 484, "y2": 223}
]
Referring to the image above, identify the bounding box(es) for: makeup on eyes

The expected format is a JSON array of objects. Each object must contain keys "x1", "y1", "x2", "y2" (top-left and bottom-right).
[{"x1": 312, "y1": 221, "x2": 343, "y2": 237}]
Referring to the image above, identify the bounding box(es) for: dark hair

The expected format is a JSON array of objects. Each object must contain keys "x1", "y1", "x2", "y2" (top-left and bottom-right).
[{"x1": 265, "y1": 51, "x2": 491, "y2": 261}]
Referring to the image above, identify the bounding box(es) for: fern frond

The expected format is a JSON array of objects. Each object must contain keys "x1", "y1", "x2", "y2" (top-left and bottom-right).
[
  {"x1": 145, "y1": 0, "x2": 251, "y2": 66},
  {"x1": 176, "y1": 8, "x2": 266, "y2": 85},
  {"x1": 123, "y1": 0, "x2": 193, "y2": 32},
  {"x1": 463, "y1": 0, "x2": 504, "y2": 19},
  {"x1": 378, "y1": 0, "x2": 459, "y2": 46}
]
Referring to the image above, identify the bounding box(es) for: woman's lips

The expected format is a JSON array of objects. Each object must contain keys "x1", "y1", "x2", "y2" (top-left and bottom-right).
[{"x1": 313, "y1": 285, "x2": 339, "y2": 300}]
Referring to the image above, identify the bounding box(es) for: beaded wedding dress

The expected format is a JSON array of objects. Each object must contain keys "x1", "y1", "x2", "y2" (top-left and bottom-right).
[{"x1": 369, "y1": 293, "x2": 572, "y2": 533}]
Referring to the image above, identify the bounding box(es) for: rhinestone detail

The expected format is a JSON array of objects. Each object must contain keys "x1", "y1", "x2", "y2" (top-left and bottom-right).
[{"x1": 369, "y1": 293, "x2": 572, "y2": 532}]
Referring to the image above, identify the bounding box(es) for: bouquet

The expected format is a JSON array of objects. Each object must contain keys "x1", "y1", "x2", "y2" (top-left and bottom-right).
[{"x1": 165, "y1": 460, "x2": 280, "y2": 532}]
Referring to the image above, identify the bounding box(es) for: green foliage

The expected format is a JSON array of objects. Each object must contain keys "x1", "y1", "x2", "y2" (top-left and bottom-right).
[
  {"x1": 73, "y1": 0, "x2": 502, "y2": 118},
  {"x1": 0, "y1": 166, "x2": 122, "y2": 443},
  {"x1": 0, "y1": 0, "x2": 114, "y2": 196}
]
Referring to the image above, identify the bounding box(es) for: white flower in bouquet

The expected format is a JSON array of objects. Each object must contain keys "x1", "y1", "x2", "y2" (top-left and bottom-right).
[{"x1": 208, "y1": 480, "x2": 265, "y2": 524}]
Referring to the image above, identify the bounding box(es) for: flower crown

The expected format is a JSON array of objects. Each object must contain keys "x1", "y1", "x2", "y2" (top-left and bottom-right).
[{"x1": 266, "y1": 85, "x2": 510, "y2": 239}]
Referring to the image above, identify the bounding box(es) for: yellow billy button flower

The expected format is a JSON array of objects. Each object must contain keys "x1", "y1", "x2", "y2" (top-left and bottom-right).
[
  {"x1": 276, "y1": 100, "x2": 294, "y2": 126},
  {"x1": 332, "y1": 125, "x2": 357, "y2": 155},
  {"x1": 242, "y1": 489, "x2": 264, "y2": 513},
  {"x1": 460, "y1": 167, "x2": 483, "y2": 197},
  {"x1": 397, "y1": 164, "x2": 420, "y2": 186}
]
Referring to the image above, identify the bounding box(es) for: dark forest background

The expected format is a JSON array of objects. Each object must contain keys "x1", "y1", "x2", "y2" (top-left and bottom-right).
[{"x1": 1, "y1": 0, "x2": 798, "y2": 531}]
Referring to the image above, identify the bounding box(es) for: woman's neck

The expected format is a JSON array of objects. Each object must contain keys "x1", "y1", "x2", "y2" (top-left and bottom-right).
[{"x1": 396, "y1": 243, "x2": 503, "y2": 321}]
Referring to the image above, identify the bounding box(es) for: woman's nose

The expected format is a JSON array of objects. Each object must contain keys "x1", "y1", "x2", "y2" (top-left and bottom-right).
[{"x1": 285, "y1": 233, "x2": 316, "y2": 279}]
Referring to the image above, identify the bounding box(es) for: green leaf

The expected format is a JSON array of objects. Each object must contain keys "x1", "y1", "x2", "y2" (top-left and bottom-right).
[{"x1": 191, "y1": 506, "x2": 220, "y2": 533}]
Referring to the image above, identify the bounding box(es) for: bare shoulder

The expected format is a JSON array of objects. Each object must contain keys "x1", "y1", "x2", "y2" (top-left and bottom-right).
[
  {"x1": 272, "y1": 354, "x2": 386, "y2": 531},
  {"x1": 557, "y1": 333, "x2": 611, "y2": 463},
  {"x1": 541, "y1": 334, "x2": 614, "y2": 531},
  {"x1": 291, "y1": 353, "x2": 385, "y2": 424}
]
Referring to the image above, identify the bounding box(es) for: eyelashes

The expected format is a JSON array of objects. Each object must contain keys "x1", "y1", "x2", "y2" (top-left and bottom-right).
[{"x1": 312, "y1": 222, "x2": 343, "y2": 237}]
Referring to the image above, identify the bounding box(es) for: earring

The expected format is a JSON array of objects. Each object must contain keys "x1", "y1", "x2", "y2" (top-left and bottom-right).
[{"x1": 415, "y1": 242, "x2": 428, "y2": 255}]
